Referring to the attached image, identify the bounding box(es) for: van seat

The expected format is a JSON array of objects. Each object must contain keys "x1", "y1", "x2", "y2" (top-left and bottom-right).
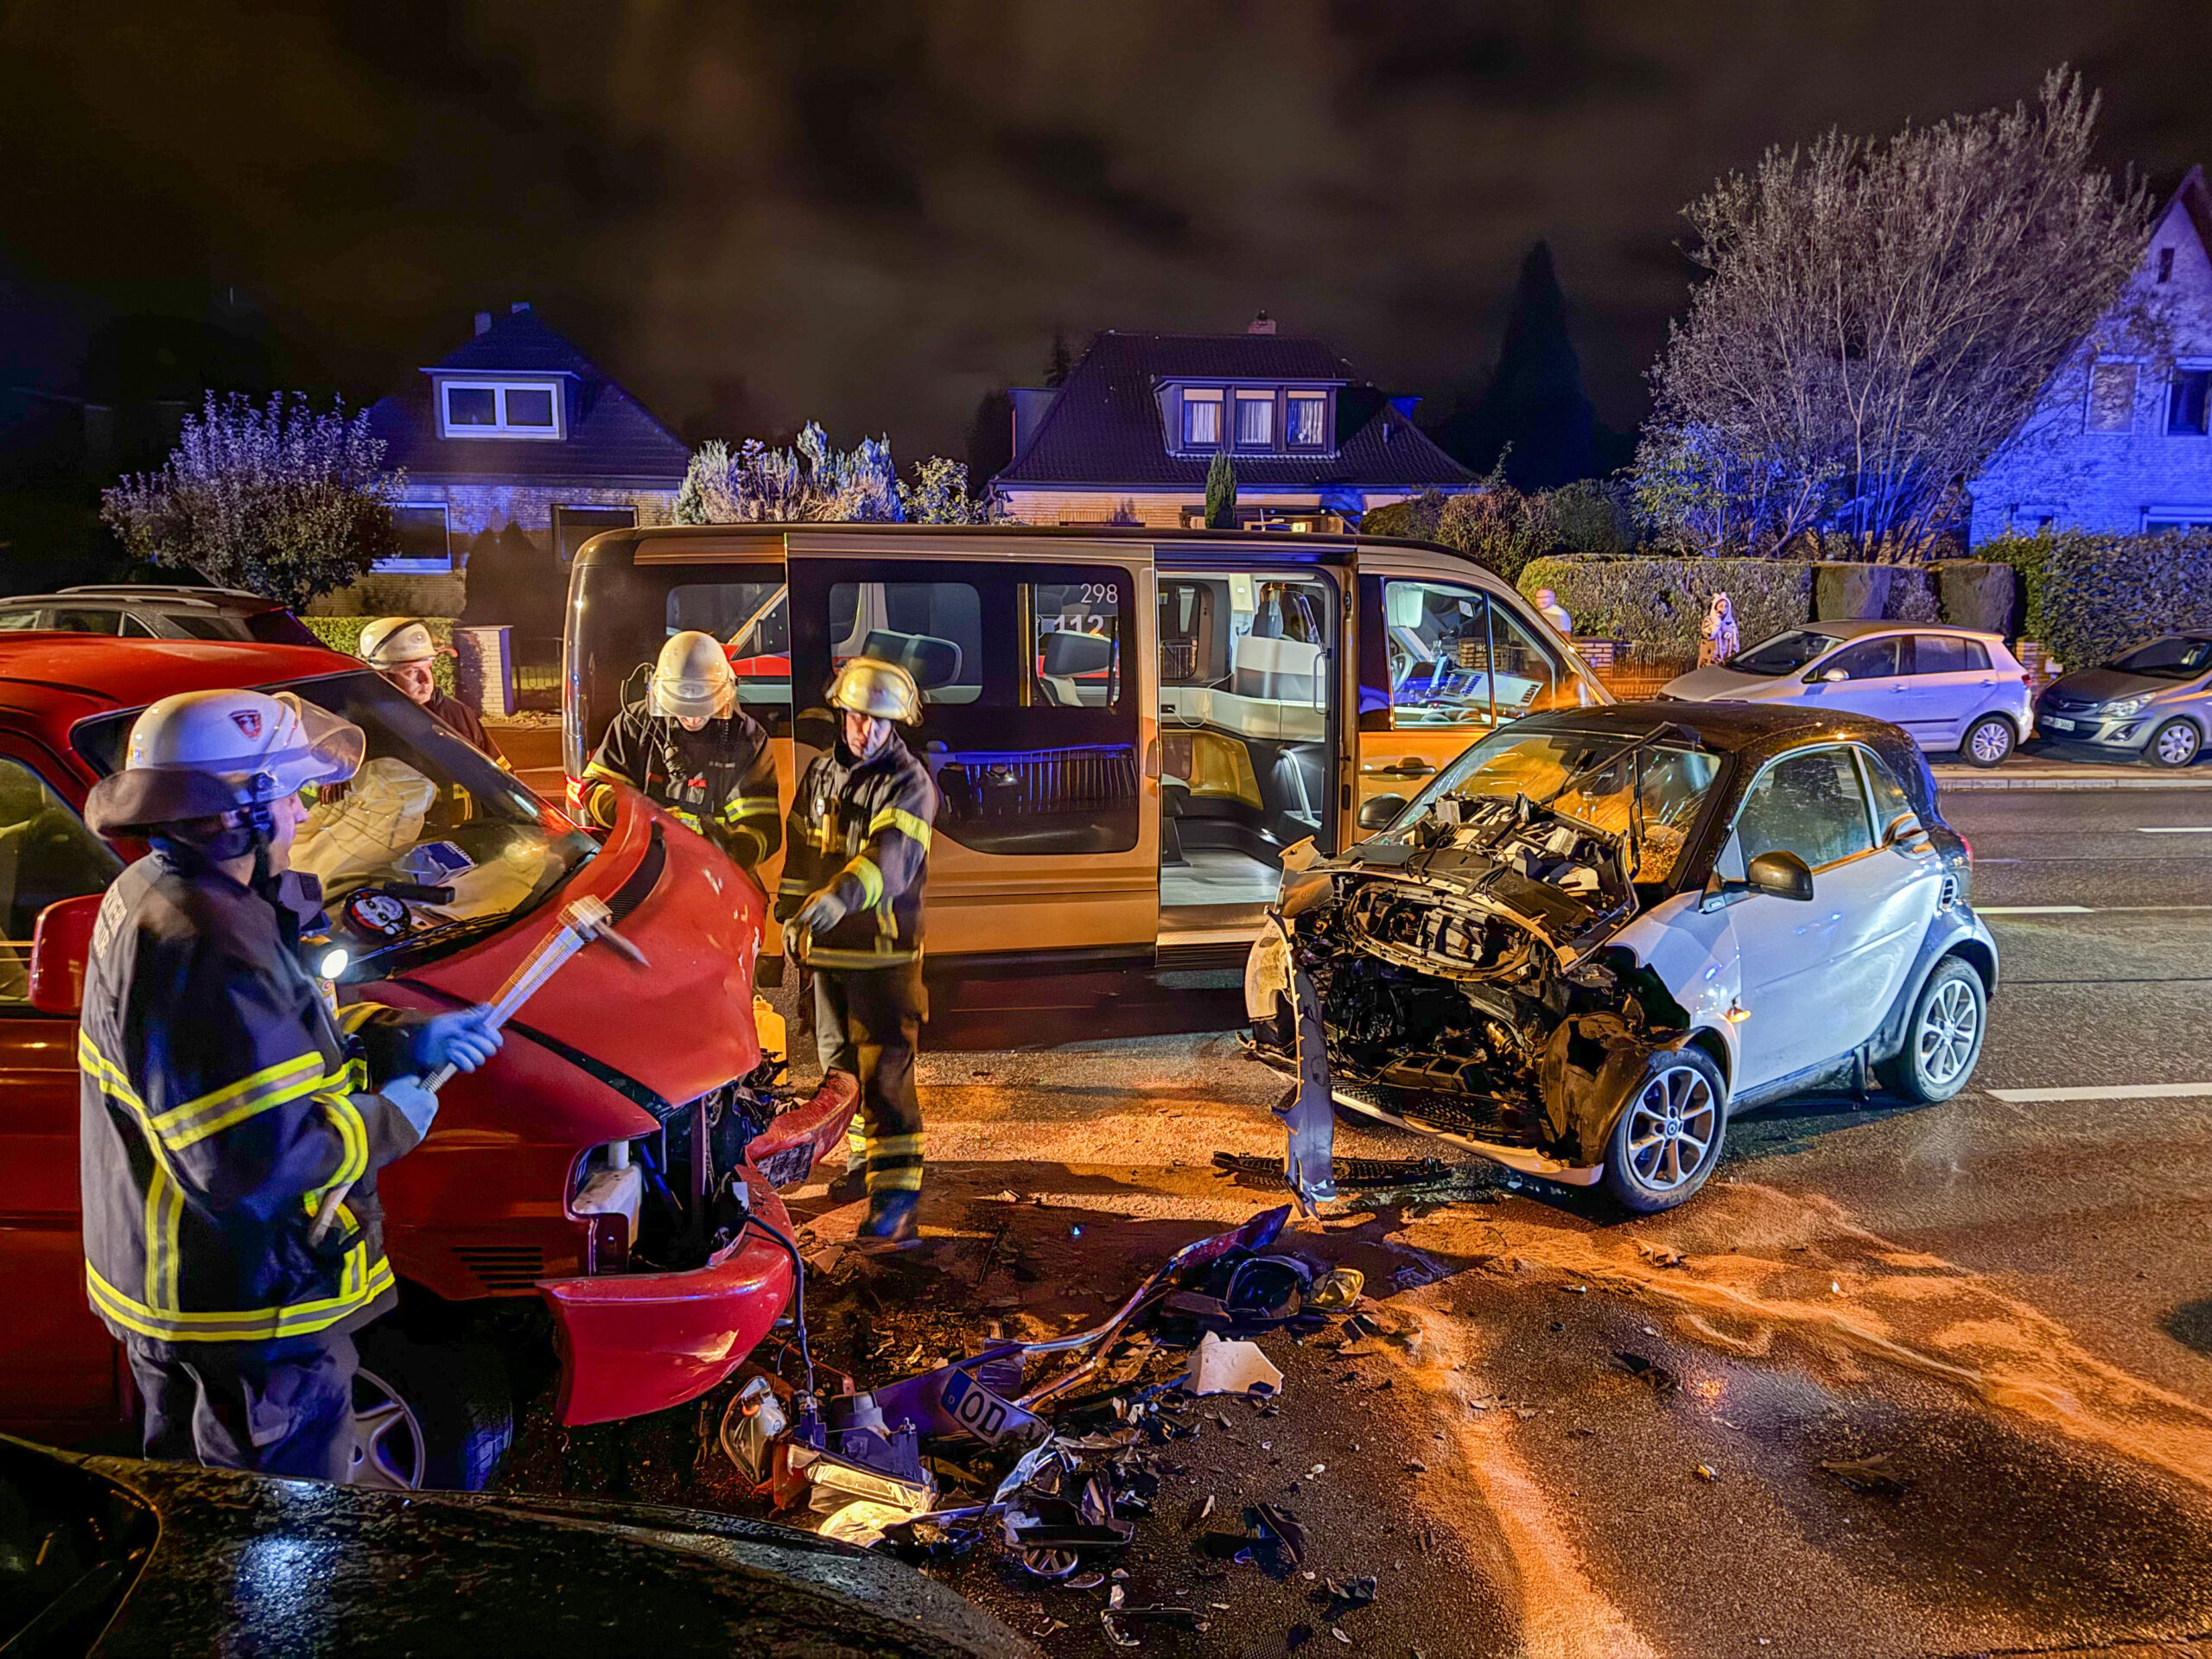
[
  {"x1": 861, "y1": 629, "x2": 963, "y2": 691},
  {"x1": 1233, "y1": 633, "x2": 1322, "y2": 702}
]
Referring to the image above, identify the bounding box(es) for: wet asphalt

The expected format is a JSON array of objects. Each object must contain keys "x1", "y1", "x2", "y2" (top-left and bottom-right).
[{"x1": 507, "y1": 782, "x2": 2212, "y2": 1658}]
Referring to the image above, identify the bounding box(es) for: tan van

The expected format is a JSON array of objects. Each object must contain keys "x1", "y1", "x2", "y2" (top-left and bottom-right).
[{"x1": 562, "y1": 525, "x2": 1608, "y2": 976}]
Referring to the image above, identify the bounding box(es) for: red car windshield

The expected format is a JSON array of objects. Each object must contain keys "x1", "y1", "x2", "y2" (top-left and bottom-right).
[{"x1": 73, "y1": 670, "x2": 596, "y2": 971}]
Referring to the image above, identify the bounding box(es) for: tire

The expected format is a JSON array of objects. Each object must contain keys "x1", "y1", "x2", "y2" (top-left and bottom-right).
[
  {"x1": 1961, "y1": 714, "x2": 2015, "y2": 768},
  {"x1": 2146, "y1": 718, "x2": 2203, "y2": 770},
  {"x1": 352, "y1": 1322, "x2": 514, "y2": 1491},
  {"x1": 1878, "y1": 956, "x2": 1986, "y2": 1104},
  {"x1": 1599, "y1": 1047, "x2": 1728, "y2": 1215}
]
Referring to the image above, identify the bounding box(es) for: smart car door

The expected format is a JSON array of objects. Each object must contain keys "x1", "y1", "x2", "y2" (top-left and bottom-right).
[{"x1": 1722, "y1": 744, "x2": 1937, "y2": 1090}]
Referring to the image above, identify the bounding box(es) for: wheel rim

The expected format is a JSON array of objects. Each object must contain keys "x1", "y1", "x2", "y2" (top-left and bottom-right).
[
  {"x1": 351, "y1": 1364, "x2": 427, "y2": 1491},
  {"x1": 1623, "y1": 1065, "x2": 1719, "y2": 1193},
  {"x1": 1971, "y1": 721, "x2": 2010, "y2": 764},
  {"x1": 2157, "y1": 723, "x2": 2200, "y2": 766},
  {"x1": 1916, "y1": 976, "x2": 1980, "y2": 1088}
]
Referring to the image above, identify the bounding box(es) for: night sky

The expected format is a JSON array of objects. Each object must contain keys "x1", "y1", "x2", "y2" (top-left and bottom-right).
[{"x1": 4, "y1": 1, "x2": 2209, "y2": 463}]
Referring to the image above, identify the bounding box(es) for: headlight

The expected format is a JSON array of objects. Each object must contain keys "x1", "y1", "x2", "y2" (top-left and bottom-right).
[{"x1": 2101, "y1": 696, "x2": 2152, "y2": 717}]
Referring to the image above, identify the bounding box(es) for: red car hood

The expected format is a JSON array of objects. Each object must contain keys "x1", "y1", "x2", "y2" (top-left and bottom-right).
[{"x1": 408, "y1": 790, "x2": 763, "y2": 1107}]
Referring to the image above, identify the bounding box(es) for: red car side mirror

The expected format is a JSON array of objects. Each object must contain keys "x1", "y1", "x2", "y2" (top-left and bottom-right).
[{"x1": 29, "y1": 893, "x2": 105, "y2": 1016}]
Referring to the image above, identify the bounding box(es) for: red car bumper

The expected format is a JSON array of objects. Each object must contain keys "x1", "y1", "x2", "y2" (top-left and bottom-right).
[{"x1": 537, "y1": 1073, "x2": 858, "y2": 1427}]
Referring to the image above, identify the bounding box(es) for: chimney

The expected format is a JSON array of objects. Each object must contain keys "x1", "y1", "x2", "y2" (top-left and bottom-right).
[
  {"x1": 474, "y1": 311, "x2": 493, "y2": 336},
  {"x1": 1247, "y1": 311, "x2": 1276, "y2": 335},
  {"x1": 511, "y1": 301, "x2": 531, "y2": 314}
]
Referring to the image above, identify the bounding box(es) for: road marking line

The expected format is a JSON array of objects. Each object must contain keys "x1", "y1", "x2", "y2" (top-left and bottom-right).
[
  {"x1": 1986, "y1": 1082, "x2": 2212, "y2": 1103},
  {"x1": 1978, "y1": 905, "x2": 2093, "y2": 914},
  {"x1": 2138, "y1": 826, "x2": 2212, "y2": 834}
]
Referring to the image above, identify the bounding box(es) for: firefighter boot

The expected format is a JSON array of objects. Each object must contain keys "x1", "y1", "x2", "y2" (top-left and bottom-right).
[{"x1": 860, "y1": 1189, "x2": 920, "y2": 1245}]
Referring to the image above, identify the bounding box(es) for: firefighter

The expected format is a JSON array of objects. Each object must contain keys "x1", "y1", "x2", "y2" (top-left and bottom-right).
[
  {"x1": 582, "y1": 630, "x2": 781, "y2": 878},
  {"x1": 79, "y1": 688, "x2": 504, "y2": 1481},
  {"x1": 778, "y1": 658, "x2": 938, "y2": 1243},
  {"x1": 358, "y1": 617, "x2": 505, "y2": 762}
]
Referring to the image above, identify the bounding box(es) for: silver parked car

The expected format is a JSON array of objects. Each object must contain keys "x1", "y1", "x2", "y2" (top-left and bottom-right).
[
  {"x1": 1662, "y1": 620, "x2": 2033, "y2": 767},
  {"x1": 2035, "y1": 632, "x2": 2212, "y2": 767}
]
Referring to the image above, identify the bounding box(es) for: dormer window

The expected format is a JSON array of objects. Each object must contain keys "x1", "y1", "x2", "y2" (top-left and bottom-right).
[
  {"x1": 1183, "y1": 389, "x2": 1222, "y2": 447},
  {"x1": 1234, "y1": 391, "x2": 1274, "y2": 447},
  {"x1": 439, "y1": 379, "x2": 564, "y2": 439},
  {"x1": 1287, "y1": 391, "x2": 1327, "y2": 448}
]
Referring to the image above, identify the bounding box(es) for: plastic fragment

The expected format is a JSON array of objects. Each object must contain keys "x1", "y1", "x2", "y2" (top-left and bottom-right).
[{"x1": 1192, "y1": 1332, "x2": 1285, "y2": 1397}]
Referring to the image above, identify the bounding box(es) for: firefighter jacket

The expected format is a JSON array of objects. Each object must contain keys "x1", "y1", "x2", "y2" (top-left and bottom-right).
[
  {"x1": 582, "y1": 702, "x2": 780, "y2": 874},
  {"x1": 775, "y1": 738, "x2": 938, "y2": 970},
  {"x1": 78, "y1": 850, "x2": 424, "y2": 1356}
]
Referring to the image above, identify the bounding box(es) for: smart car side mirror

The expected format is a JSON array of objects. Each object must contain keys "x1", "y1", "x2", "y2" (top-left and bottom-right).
[
  {"x1": 1357, "y1": 794, "x2": 1408, "y2": 832},
  {"x1": 29, "y1": 893, "x2": 104, "y2": 1016},
  {"x1": 1745, "y1": 849, "x2": 1815, "y2": 902}
]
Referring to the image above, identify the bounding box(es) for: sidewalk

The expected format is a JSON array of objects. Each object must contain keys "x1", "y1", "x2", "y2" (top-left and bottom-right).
[{"x1": 1933, "y1": 757, "x2": 2212, "y2": 790}]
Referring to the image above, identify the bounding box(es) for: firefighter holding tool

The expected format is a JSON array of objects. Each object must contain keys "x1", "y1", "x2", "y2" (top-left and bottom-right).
[
  {"x1": 78, "y1": 688, "x2": 504, "y2": 1481},
  {"x1": 582, "y1": 630, "x2": 782, "y2": 878},
  {"x1": 778, "y1": 657, "x2": 938, "y2": 1244},
  {"x1": 357, "y1": 616, "x2": 505, "y2": 762}
]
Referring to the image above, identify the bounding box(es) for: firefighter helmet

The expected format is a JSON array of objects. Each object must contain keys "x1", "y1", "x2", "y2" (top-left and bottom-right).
[
  {"x1": 85, "y1": 689, "x2": 365, "y2": 838},
  {"x1": 647, "y1": 631, "x2": 737, "y2": 721},
  {"x1": 358, "y1": 617, "x2": 443, "y2": 669},
  {"x1": 826, "y1": 656, "x2": 922, "y2": 725}
]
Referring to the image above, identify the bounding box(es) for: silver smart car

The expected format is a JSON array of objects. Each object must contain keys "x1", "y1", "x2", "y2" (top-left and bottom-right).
[{"x1": 2035, "y1": 632, "x2": 2212, "y2": 767}]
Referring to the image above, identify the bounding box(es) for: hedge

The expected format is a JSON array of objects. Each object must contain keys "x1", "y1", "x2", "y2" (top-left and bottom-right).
[
  {"x1": 302, "y1": 616, "x2": 460, "y2": 696},
  {"x1": 1978, "y1": 531, "x2": 2212, "y2": 671},
  {"x1": 1518, "y1": 557, "x2": 1813, "y2": 660}
]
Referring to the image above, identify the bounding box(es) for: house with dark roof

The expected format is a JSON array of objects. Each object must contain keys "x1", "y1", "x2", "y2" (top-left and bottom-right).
[
  {"x1": 345, "y1": 302, "x2": 690, "y2": 629},
  {"x1": 991, "y1": 320, "x2": 1477, "y2": 531},
  {"x1": 1969, "y1": 167, "x2": 2212, "y2": 544}
]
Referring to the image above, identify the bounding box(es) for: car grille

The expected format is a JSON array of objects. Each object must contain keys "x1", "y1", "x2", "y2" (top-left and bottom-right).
[
  {"x1": 2041, "y1": 693, "x2": 2094, "y2": 714},
  {"x1": 454, "y1": 1246, "x2": 546, "y2": 1290}
]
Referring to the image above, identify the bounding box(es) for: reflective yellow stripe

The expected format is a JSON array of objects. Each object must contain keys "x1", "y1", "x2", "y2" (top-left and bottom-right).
[
  {"x1": 320, "y1": 1092, "x2": 368, "y2": 1185},
  {"x1": 158, "y1": 1067, "x2": 327, "y2": 1152},
  {"x1": 582, "y1": 760, "x2": 629, "y2": 784},
  {"x1": 78, "y1": 1032, "x2": 145, "y2": 1113},
  {"x1": 335, "y1": 1002, "x2": 383, "y2": 1034},
  {"x1": 868, "y1": 807, "x2": 933, "y2": 849},
  {"x1": 842, "y1": 856, "x2": 885, "y2": 908},
  {"x1": 150, "y1": 1051, "x2": 323, "y2": 1141},
  {"x1": 668, "y1": 807, "x2": 704, "y2": 832},
  {"x1": 866, "y1": 1134, "x2": 925, "y2": 1156},
  {"x1": 86, "y1": 1254, "x2": 394, "y2": 1344},
  {"x1": 721, "y1": 795, "x2": 779, "y2": 823},
  {"x1": 801, "y1": 944, "x2": 918, "y2": 969},
  {"x1": 143, "y1": 1165, "x2": 178, "y2": 1311}
]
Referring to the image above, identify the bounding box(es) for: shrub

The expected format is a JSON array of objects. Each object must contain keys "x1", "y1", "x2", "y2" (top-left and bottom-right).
[
  {"x1": 302, "y1": 616, "x2": 460, "y2": 696},
  {"x1": 1519, "y1": 556, "x2": 1812, "y2": 658},
  {"x1": 1812, "y1": 563, "x2": 1939, "y2": 624},
  {"x1": 1931, "y1": 560, "x2": 2019, "y2": 635},
  {"x1": 1978, "y1": 530, "x2": 2212, "y2": 670},
  {"x1": 1366, "y1": 474, "x2": 1554, "y2": 586},
  {"x1": 1544, "y1": 478, "x2": 1634, "y2": 556}
]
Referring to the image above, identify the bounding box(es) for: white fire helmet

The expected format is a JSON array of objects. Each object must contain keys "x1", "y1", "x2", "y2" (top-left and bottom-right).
[
  {"x1": 86, "y1": 689, "x2": 366, "y2": 841},
  {"x1": 648, "y1": 630, "x2": 737, "y2": 721},
  {"x1": 359, "y1": 617, "x2": 442, "y2": 669}
]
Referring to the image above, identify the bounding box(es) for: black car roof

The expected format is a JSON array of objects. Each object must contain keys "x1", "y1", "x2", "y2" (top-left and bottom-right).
[{"x1": 1507, "y1": 698, "x2": 1905, "y2": 756}]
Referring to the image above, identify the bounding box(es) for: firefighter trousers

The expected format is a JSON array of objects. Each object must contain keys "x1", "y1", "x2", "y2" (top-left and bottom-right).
[
  {"x1": 813, "y1": 959, "x2": 925, "y2": 1197},
  {"x1": 125, "y1": 1332, "x2": 358, "y2": 1484}
]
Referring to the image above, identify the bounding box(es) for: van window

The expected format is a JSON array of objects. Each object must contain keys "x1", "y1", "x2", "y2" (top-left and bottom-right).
[
  {"x1": 0, "y1": 759, "x2": 123, "y2": 1005},
  {"x1": 1380, "y1": 579, "x2": 1566, "y2": 730},
  {"x1": 565, "y1": 562, "x2": 796, "y2": 754},
  {"x1": 795, "y1": 561, "x2": 1137, "y2": 856},
  {"x1": 671, "y1": 581, "x2": 791, "y2": 721}
]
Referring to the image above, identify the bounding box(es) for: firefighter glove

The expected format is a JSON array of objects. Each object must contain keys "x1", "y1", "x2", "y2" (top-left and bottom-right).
[
  {"x1": 795, "y1": 888, "x2": 850, "y2": 936},
  {"x1": 412, "y1": 1007, "x2": 505, "y2": 1075},
  {"x1": 384, "y1": 1076, "x2": 442, "y2": 1141}
]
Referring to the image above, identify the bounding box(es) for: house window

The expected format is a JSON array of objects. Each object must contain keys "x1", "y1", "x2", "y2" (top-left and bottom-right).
[
  {"x1": 1235, "y1": 391, "x2": 1274, "y2": 447},
  {"x1": 2169, "y1": 369, "x2": 2212, "y2": 436},
  {"x1": 2087, "y1": 362, "x2": 2137, "y2": 432},
  {"x1": 375, "y1": 505, "x2": 453, "y2": 573},
  {"x1": 1182, "y1": 390, "x2": 1221, "y2": 448},
  {"x1": 1287, "y1": 391, "x2": 1327, "y2": 448},
  {"x1": 554, "y1": 505, "x2": 637, "y2": 563},
  {"x1": 2145, "y1": 512, "x2": 2212, "y2": 534},
  {"x1": 439, "y1": 380, "x2": 565, "y2": 439},
  {"x1": 2158, "y1": 248, "x2": 2176, "y2": 284}
]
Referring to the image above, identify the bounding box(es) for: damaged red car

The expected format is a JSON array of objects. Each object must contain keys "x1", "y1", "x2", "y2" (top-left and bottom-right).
[{"x1": 0, "y1": 633, "x2": 854, "y2": 1488}]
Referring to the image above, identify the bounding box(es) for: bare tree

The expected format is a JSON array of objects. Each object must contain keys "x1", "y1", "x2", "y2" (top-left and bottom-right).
[{"x1": 1637, "y1": 70, "x2": 2158, "y2": 557}]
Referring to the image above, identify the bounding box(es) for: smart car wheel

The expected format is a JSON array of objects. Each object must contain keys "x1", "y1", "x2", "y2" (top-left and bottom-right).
[
  {"x1": 353, "y1": 1324, "x2": 514, "y2": 1491},
  {"x1": 2148, "y1": 718, "x2": 2202, "y2": 769},
  {"x1": 1962, "y1": 715, "x2": 2015, "y2": 768},
  {"x1": 1600, "y1": 1048, "x2": 1727, "y2": 1214},
  {"x1": 1881, "y1": 956, "x2": 1986, "y2": 1104}
]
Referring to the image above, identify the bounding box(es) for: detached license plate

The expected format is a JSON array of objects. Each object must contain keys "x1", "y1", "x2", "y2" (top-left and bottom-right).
[
  {"x1": 2043, "y1": 716, "x2": 2075, "y2": 732},
  {"x1": 938, "y1": 1367, "x2": 1027, "y2": 1445}
]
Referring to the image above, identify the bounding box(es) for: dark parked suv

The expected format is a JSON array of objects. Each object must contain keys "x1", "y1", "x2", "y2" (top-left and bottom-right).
[{"x1": 0, "y1": 584, "x2": 318, "y2": 645}]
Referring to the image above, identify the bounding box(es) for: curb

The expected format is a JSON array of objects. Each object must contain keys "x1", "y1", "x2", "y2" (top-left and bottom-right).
[{"x1": 1933, "y1": 770, "x2": 2212, "y2": 791}]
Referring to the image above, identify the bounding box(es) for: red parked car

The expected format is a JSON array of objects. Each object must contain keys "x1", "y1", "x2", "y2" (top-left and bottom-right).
[{"x1": 0, "y1": 633, "x2": 853, "y2": 1488}]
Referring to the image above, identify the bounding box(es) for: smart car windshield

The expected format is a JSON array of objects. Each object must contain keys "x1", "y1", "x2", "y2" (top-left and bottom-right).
[
  {"x1": 1726, "y1": 630, "x2": 1840, "y2": 676},
  {"x1": 1394, "y1": 727, "x2": 1725, "y2": 883},
  {"x1": 2112, "y1": 634, "x2": 2212, "y2": 680},
  {"x1": 73, "y1": 671, "x2": 595, "y2": 951}
]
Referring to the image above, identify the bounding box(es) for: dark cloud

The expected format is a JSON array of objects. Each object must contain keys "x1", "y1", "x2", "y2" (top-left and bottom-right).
[{"x1": 3, "y1": 0, "x2": 2209, "y2": 466}]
